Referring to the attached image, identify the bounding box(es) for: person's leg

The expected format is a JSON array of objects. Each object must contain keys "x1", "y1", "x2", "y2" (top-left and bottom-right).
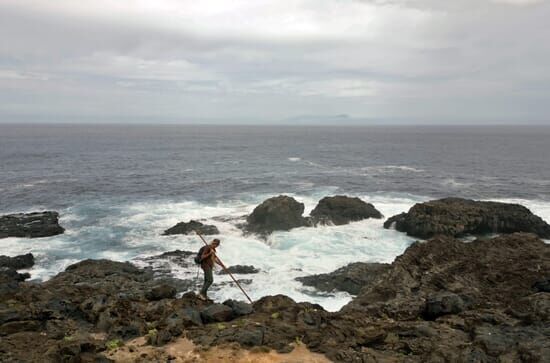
[{"x1": 200, "y1": 267, "x2": 213, "y2": 297}]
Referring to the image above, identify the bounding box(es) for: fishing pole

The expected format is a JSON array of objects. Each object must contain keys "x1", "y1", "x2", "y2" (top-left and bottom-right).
[{"x1": 195, "y1": 231, "x2": 253, "y2": 303}]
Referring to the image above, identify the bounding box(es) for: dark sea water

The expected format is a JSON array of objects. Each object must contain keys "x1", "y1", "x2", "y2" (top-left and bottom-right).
[
  {"x1": 2, "y1": 124, "x2": 549, "y2": 210},
  {"x1": 1, "y1": 124, "x2": 549, "y2": 310}
]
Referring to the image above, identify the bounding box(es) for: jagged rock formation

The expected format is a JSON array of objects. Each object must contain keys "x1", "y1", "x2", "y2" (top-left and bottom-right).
[
  {"x1": 384, "y1": 197, "x2": 550, "y2": 239},
  {"x1": 1, "y1": 233, "x2": 548, "y2": 362},
  {"x1": 0, "y1": 212, "x2": 64, "y2": 238}
]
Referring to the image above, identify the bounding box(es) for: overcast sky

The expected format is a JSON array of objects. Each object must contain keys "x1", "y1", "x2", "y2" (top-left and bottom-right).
[{"x1": 1, "y1": 0, "x2": 549, "y2": 124}]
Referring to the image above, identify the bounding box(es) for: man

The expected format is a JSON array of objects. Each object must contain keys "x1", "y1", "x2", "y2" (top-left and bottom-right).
[{"x1": 198, "y1": 238, "x2": 224, "y2": 300}]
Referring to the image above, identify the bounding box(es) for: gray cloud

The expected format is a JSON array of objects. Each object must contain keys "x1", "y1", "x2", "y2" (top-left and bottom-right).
[{"x1": 1, "y1": 0, "x2": 549, "y2": 124}]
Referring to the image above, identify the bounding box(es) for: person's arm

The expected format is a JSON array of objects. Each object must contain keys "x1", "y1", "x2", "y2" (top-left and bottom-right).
[{"x1": 215, "y1": 256, "x2": 224, "y2": 268}]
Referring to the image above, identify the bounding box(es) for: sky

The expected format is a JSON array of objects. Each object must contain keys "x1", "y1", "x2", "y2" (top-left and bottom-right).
[{"x1": 1, "y1": 0, "x2": 549, "y2": 124}]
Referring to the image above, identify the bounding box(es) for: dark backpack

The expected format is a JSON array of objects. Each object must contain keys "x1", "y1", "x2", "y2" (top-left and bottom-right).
[{"x1": 194, "y1": 246, "x2": 207, "y2": 265}]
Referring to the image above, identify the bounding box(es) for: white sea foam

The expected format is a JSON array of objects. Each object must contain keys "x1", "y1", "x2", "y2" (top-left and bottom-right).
[
  {"x1": 4, "y1": 192, "x2": 549, "y2": 311},
  {"x1": 361, "y1": 165, "x2": 425, "y2": 173},
  {"x1": 288, "y1": 157, "x2": 301, "y2": 162}
]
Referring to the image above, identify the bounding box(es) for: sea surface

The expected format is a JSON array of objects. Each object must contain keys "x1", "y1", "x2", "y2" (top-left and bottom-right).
[{"x1": 1, "y1": 124, "x2": 549, "y2": 311}]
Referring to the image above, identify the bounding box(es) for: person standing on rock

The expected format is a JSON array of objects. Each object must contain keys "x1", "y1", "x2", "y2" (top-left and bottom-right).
[{"x1": 198, "y1": 238, "x2": 224, "y2": 300}]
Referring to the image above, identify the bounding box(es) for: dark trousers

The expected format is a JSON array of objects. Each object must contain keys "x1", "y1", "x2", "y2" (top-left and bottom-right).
[{"x1": 200, "y1": 267, "x2": 213, "y2": 296}]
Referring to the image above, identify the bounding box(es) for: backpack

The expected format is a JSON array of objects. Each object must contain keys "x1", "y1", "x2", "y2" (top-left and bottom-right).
[{"x1": 194, "y1": 246, "x2": 207, "y2": 265}]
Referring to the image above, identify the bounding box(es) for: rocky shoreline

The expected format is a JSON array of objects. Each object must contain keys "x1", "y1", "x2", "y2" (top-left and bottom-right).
[{"x1": 1, "y1": 196, "x2": 550, "y2": 362}]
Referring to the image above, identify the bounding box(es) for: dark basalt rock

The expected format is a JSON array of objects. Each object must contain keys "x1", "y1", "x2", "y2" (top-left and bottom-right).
[
  {"x1": 310, "y1": 196, "x2": 383, "y2": 226},
  {"x1": 0, "y1": 253, "x2": 34, "y2": 270},
  {"x1": 244, "y1": 195, "x2": 309, "y2": 236},
  {"x1": 383, "y1": 197, "x2": 550, "y2": 239},
  {"x1": 0, "y1": 212, "x2": 64, "y2": 238},
  {"x1": 296, "y1": 262, "x2": 390, "y2": 295},
  {"x1": 533, "y1": 279, "x2": 550, "y2": 293},
  {"x1": 223, "y1": 299, "x2": 253, "y2": 316},
  {"x1": 200, "y1": 304, "x2": 234, "y2": 323},
  {"x1": 219, "y1": 265, "x2": 260, "y2": 275},
  {"x1": 1, "y1": 232, "x2": 550, "y2": 362},
  {"x1": 163, "y1": 220, "x2": 219, "y2": 236},
  {"x1": 423, "y1": 293, "x2": 465, "y2": 320},
  {"x1": 145, "y1": 284, "x2": 177, "y2": 301}
]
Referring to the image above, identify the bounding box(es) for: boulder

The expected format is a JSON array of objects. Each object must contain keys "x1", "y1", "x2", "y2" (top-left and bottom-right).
[
  {"x1": 245, "y1": 195, "x2": 309, "y2": 236},
  {"x1": 0, "y1": 212, "x2": 64, "y2": 238},
  {"x1": 145, "y1": 284, "x2": 177, "y2": 301},
  {"x1": 200, "y1": 304, "x2": 234, "y2": 323},
  {"x1": 0, "y1": 253, "x2": 34, "y2": 270},
  {"x1": 383, "y1": 198, "x2": 550, "y2": 239},
  {"x1": 533, "y1": 279, "x2": 550, "y2": 293},
  {"x1": 310, "y1": 196, "x2": 383, "y2": 225},
  {"x1": 296, "y1": 262, "x2": 390, "y2": 295},
  {"x1": 423, "y1": 293, "x2": 465, "y2": 320},
  {"x1": 219, "y1": 265, "x2": 259, "y2": 275},
  {"x1": 223, "y1": 299, "x2": 254, "y2": 316},
  {"x1": 163, "y1": 220, "x2": 219, "y2": 236}
]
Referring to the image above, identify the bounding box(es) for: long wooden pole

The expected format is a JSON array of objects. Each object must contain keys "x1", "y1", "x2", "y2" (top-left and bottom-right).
[{"x1": 195, "y1": 231, "x2": 253, "y2": 304}]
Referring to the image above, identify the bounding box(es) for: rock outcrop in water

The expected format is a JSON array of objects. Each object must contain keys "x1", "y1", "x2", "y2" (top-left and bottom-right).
[
  {"x1": 384, "y1": 197, "x2": 550, "y2": 239},
  {"x1": 1, "y1": 233, "x2": 548, "y2": 362},
  {"x1": 244, "y1": 195, "x2": 309, "y2": 236},
  {"x1": 219, "y1": 265, "x2": 260, "y2": 275},
  {"x1": 244, "y1": 195, "x2": 384, "y2": 236},
  {"x1": 0, "y1": 211, "x2": 64, "y2": 238},
  {"x1": 163, "y1": 220, "x2": 219, "y2": 236},
  {"x1": 0, "y1": 253, "x2": 34, "y2": 270},
  {"x1": 296, "y1": 262, "x2": 390, "y2": 295},
  {"x1": 310, "y1": 195, "x2": 383, "y2": 225}
]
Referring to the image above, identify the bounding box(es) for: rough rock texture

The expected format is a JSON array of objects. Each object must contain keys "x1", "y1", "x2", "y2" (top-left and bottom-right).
[
  {"x1": 244, "y1": 195, "x2": 309, "y2": 236},
  {"x1": 0, "y1": 212, "x2": 64, "y2": 238},
  {"x1": 1, "y1": 233, "x2": 549, "y2": 362},
  {"x1": 310, "y1": 196, "x2": 383, "y2": 225},
  {"x1": 296, "y1": 262, "x2": 390, "y2": 295},
  {"x1": 384, "y1": 197, "x2": 550, "y2": 239},
  {"x1": 163, "y1": 220, "x2": 219, "y2": 236},
  {"x1": 0, "y1": 253, "x2": 35, "y2": 270},
  {"x1": 219, "y1": 265, "x2": 259, "y2": 275},
  {"x1": 200, "y1": 304, "x2": 234, "y2": 323}
]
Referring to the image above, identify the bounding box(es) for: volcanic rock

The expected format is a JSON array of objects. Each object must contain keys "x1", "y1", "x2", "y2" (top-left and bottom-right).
[
  {"x1": 383, "y1": 197, "x2": 550, "y2": 239},
  {"x1": 0, "y1": 253, "x2": 35, "y2": 270},
  {"x1": 163, "y1": 220, "x2": 219, "y2": 236},
  {"x1": 223, "y1": 299, "x2": 254, "y2": 316},
  {"x1": 145, "y1": 284, "x2": 177, "y2": 301},
  {"x1": 0, "y1": 211, "x2": 64, "y2": 238},
  {"x1": 244, "y1": 195, "x2": 309, "y2": 236},
  {"x1": 310, "y1": 196, "x2": 383, "y2": 225},
  {"x1": 219, "y1": 265, "x2": 259, "y2": 275},
  {"x1": 296, "y1": 262, "x2": 390, "y2": 295},
  {"x1": 201, "y1": 304, "x2": 234, "y2": 323},
  {"x1": 423, "y1": 292, "x2": 465, "y2": 320}
]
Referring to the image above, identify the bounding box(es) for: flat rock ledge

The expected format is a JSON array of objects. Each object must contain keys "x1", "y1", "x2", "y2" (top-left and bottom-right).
[
  {"x1": 296, "y1": 262, "x2": 390, "y2": 295},
  {"x1": 384, "y1": 197, "x2": 550, "y2": 239},
  {"x1": 0, "y1": 211, "x2": 64, "y2": 238}
]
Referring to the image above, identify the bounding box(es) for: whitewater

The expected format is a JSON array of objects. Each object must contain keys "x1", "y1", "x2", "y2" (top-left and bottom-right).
[
  {"x1": 2, "y1": 124, "x2": 550, "y2": 311},
  {"x1": 2, "y1": 192, "x2": 549, "y2": 312}
]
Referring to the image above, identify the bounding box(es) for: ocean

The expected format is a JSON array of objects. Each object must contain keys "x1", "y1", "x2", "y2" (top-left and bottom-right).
[{"x1": 1, "y1": 124, "x2": 549, "y2": 311}]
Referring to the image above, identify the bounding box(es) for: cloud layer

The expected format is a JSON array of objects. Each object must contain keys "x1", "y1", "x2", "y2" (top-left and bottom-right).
[{"x1": 1, "y1": 0, "x2": 549, "y2": 123}]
